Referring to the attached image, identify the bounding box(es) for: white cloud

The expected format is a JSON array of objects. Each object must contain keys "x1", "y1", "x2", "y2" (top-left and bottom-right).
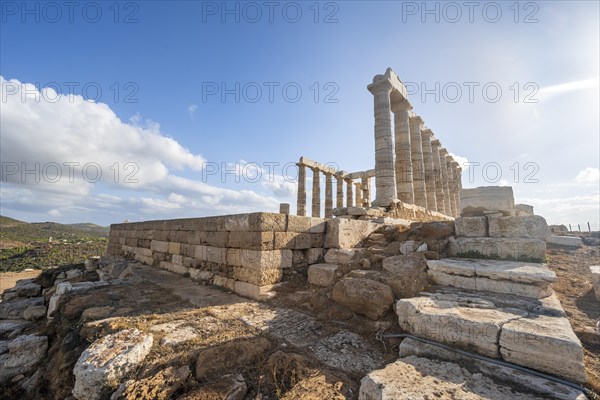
[
  {"x1": 538, "y1": 78, "x2": 599, "y2": 100},
  {"x1": 449, "y1": 153, "x2": 469, "y2": 170},
  {"x1": 575, "y1": 167, "x2": 600, "y2": 183},
  {"x1": 0, "y1": 77, "x2": 284, "y2": 223},
  {"x1": 187, "y1": 104, "x2": 198, "y2": 118}
]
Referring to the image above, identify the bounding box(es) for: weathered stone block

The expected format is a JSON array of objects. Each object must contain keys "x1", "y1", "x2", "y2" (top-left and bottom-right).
[
  {"x1": 189, "y1": 269, "x2": 214, "y2": 282},
  {"x1": 307, "y1": 248, "x2": 325, "y2": 264},
  {"x1": 171, "y1": 254, "x2": 184, "y2": 265},
  {"x1": 248, "y1": 212, "x2": 287, "y2": 232},
  {"x1": 324, "y1": 248, "x2": 357, "y2": 264},
  {"x1": 307, "y1": 264, "x2": 338, "y2": 287},
  {"x1": 382, "y1": 253, "x2": 428, "y2": 298},
  {"x1": 228, "y1": 231, "x2": 274, "y2": 250},
  {"x1": 273, "y1": 232, "x2": 298, "y2": 249},
  {"x1": 240, "y1": 249, "x2": 292, "y2": 270},
  {"x1": 448, "y1": 237, "x2": 546, "y2": 262},
  {"x1": 226, "y1": 248, "x2": 242, "y2": 267},
  {"x1": 205, "y1": 231, "x2": 229, "y2": 248},
  {"x1": 224, "y1": 214, "x2": 250, "y2": 231},
  {"x1": 515, "y1": 204, "x2": 534, "y2": 216},
  {"x1": 159, "y1": 261, "x2": 189, "y2": 276},
  {"x1": 233, "y1": 267, "x2": 283, "y2": 285},
  {"x1": 286, "y1": 215, "x2": 312, "y2": 232},
  {"x1": 234, "y1": 281, "x2": 276, "y2": 300},
  {"x1": 455, "y1": 217, "x2": 488, "y2": 237},
  {"x1": 309, "y1": 218, "x2": 327, "y2": 233},
  {"x1": 194, "y1": 245, "x2": 207, "y2": 261},
  {"x1": 213, "y1": 275, "x2": 236, "y2": 291},
  {"x1": 547, "y1": 235, "x2": 582, "y2": 248},
  {"x1": 488, "y1": 215, "x2": 549, "y2": 239},
  {"x1": 294, "y1": 233, "x2": 311, "y2": 249},
  {"x1": 150, "y1": 240, "x2": 169, "y2": 253},
  {"x1": 167, "y1": 242, "x2": 181, "y2": 255},
  {"x1": 500, "y1": 316, "x2": 587, "y2": 383},
  {"x1": 310, "y1": 233, "x2": 325, "y2": 248},
  {"x1": 460, "y1": 186, "x2": 515, "y2": 217},
  {"x1": 206, "y1": 247, "x2": 226, "y2": 264},
  {"x1": 325, "y1": 218, "x2": 378, "y2": 249},
  {"x1": 332, "y1": 278, "x2": 394, "y2": 320}
]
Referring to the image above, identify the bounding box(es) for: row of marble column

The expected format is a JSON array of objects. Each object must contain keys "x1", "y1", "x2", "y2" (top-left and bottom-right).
[
  {"x1": 296, "y1": 163, "x2": 373, "y2": 218},
  {"x1": 369, "y1": 78, "x2": 462, "y2": 217}
]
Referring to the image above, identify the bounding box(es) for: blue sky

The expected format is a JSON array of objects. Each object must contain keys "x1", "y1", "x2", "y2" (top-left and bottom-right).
[{"x1": 1, "y1": 1, "x2": 599, "y2": 228}]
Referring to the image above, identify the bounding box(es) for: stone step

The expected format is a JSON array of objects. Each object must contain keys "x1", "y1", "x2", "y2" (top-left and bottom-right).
[
  {"x1": 395, "y1": 289, "x2": 587, "y2": 383},
  {"x1": 448, "y1": 236, "x2": 546, "y2": 262},
  {"x1": 427, "y1": 258, "x2": 557, "y2": 298},
  {"x1": 359, "y1": 355, "x2": 581, "y2": 400}
]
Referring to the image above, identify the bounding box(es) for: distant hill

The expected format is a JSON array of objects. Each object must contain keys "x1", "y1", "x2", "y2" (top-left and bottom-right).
[{"x1": 0, "y1": 215, "x2": 108, "y2": 272}]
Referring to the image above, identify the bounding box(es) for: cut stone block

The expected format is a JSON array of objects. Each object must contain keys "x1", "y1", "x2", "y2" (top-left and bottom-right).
[
  {"x1": 500, "y1": 316, "x2": 587, "y2": 383},
  {"x1": 213, "y1": 275, "x2": 236, "y2": 291},
  {"x1": 547, "y1": 235, "x2": 582, "y2": 248},
  {"x1": 515, "y1": 204, "x2": 534, "y2": 216},
  {"x1": 591, "y1": 266, "x2": 600, "y2": 301},
  {"x1": 286, "y1": 215, "x2": 312, "y2": 232},
  {"x1": 332, "y1": 278, "x2": 394, "y2": 320},
  {"x1": 324, "y1": 248, "x2": 357, "y2": 264},
  {"x1": 397, "y1": 338, "x2": 587, "y2": 400},
  {"x1": 381, "y1": 253, "x2": 428, "y2": 298},
  {"x1": 233, "y1": 281, "x2": 277, "y2": 301},
  {"x1": 307, "y1": 264, "x2": 338, "y2": 287},
  {"x1": 460, "y1": 186, "x2": 515, "y2": 217},
  {"x1": 233, "y1": 267, "x2": 282, "y2": 286},
  {"x1": 150, "y1": 240, "x2": 169, "y2": 253},
  {"x1": 240, "y1": 249, "x2": 292, "y2": 270},
  {"x1": 325, "y1": 218, "x2": 378, "y2": 249},
  {"x1": 427, "y1": 258, "x2": 556, "y2": 298},
  {"x1": 359, "y1": 355, "x2": 553, "y2": 400},
  {"x1": 399, "y1": 241, "x2": 427, "y2": 255},
  {"x1": 455, "y1": 217, "x2": 488, "y2": 237},
  {"x1": 307, "y1": 248, "x2": 324, "y2": 264},
  {"x1": 159, "y1": 261, "x2": 189, "y2": 276},
  {"x1": 488, "y1": 215, "x2": 549, "y2": 239},
  {"x1": 448, "y1": 237, "x2": 546, "y2": 262},
  {"x1": 227, "y1": 231, "x2": 274, "y2": 250},
  {"x1": 396, "y1": 295, "x2": 523, "y2": 358}
]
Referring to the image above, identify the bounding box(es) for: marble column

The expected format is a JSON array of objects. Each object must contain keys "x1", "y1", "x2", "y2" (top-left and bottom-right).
[
  {"x1": 421, "y1": 128, "x2": 438, "y2": 212},
  {"x1": 296, "y1": 162, "x2": 306, "y2": 216},
  {"x1": 445, "y1": 155, "x2": 457, "y2": 218},
  {"x1": 452, "y1": 161, "x2": 462, "y2": 218},
  {"x1": 431, "y1": 139, "x2": 446, "y2": 215},
  {"x1": 409, "y1": 115, "x2": 427, "y2": 208},
  {"x1": 354, "y1": 182, "x2": 363, "y2": 207},
  {"x1": 439, "y1": 148, "x2": 452, "y2": 216},
  {"x1": 345, "y1": 178, "x2": 353, "y2": 207},
  {"x1": 392, "y1": 101, "x2": 414, "y2": 204},
  {"x1": 368, "y1": 79, "x2": 397, "y2": 207},
  {"x1": 311, "y1": 167, "x2": 321, "y2": 218},
  {"x1": 361, "y1": 176, "x2": 371, "y2": 207},
  {"x1": 335, "y1": 174, "x2": 344, "y2": 208},
  {"x1": 325, "y1": 173, "x2": 333, "y2": 218}
]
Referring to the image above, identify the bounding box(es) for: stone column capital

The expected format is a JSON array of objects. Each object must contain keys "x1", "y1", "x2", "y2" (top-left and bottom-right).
[
  {"x1": 439, "y1": 147, "x2": 449, "y2": 156},
  {"x1": 431, "y1": 139, "x2": 441, "y2": 147},
  {"x1": 409, "y1": 115, "x2": 424, "y2": 126},
  {"x1": 367, "y1": 77, "x2": 394, "y2": 94}
]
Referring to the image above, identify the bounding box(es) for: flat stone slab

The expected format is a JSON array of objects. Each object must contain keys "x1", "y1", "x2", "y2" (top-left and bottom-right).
[
  {"x1": 395, "y1": 290, "x2": 586, "y2": 383},
  {"x1": 460, "y1": 186, "x2": 515, "y2": 217},
  {"x1": 398, "y1": 337, "x2": 587, "y2": 400},
  {"x1": 427, "y1": 258, "x2": 556, "y2": 298},
  {"x1": 448, "y1": 237, "x2": 546, "y2": 262},
  {"x1": 359, "y1": 355, "x2": 552, "y2": 400},
  {"x1": 488, "y1": 215, "x2": 549, "y2": 239},
  {"x1": 547, "y1": 235, "x2": 582, "y2": 248}
]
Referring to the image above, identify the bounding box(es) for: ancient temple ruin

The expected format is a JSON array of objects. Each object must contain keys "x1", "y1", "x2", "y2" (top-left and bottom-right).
[{"x1": 296, "y1": 68, "x2": 462, "y2": 220}]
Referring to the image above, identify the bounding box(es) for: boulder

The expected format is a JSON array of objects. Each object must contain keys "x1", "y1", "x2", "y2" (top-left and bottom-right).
[
  {"x1": 15, "y1": 282, "x2": 42, "y2": 298},
  {"x1": 332, "y1": 278, "x2": 394, "y2": 320},
  {"x1": 381, "y1": 253, "x2": 428, "y2": 298},
  {"x1": 0, "y1": 320, "x2": 32, "y2": 340},
  {"x1": 488, "y1": 215, "x2": 549, "y2": 239},
  {"x1": 72, "y1": 329, "x2": 153, "y2": 400},
  {"x1": 0, "y1": 297, "x2": 44, "y2": 319},
  {"x1": 0, "y1": 335, "x2": 48, "y2": 383},
  {"x1": 460, "y1": 186, "x2": 515, "y2": 217},
  {"x1": 307, "y1": 264, "x2": 339, "y2": 287},
  {"x1": 23, "y1": 305, "x2": 47, "y2": 320}
]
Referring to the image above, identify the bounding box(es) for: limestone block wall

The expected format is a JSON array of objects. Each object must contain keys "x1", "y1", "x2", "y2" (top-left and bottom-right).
[{"x1": 106, "y1": 212, "x2": 378, "y2": 299}]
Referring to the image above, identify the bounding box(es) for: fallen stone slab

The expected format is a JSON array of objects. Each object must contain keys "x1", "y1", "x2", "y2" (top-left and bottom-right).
[
  {"x1": 0, "y1": 335, "x2": 48, "y2": 384},
  {"x1": 332, "y1": 278, "x2": 394, "y2": 320},
  {"x1": 398, "y1": 337, "x2": 587, "y2": 400},
  {"x1": 427, "y1": 258, "x2": 556, "y2": 298},
  {"x1": 448, "y1": 236, "x2": 546, "y2": 262},
  {"x1": 0, "y1": 297, "x2": 44, "y2": 319},
  {"x1": 547, "y1": 235, "x2": 582, "y2": 248},
  {"x1": 500, "y1": 315, "x2": 587, "y2": 383},
  {"x1": 72, "y1": 329, "x2": 153, "y2": 400},
  {"x1": 591, "y1": 266, "x2": 600, "y2": 301},
  {"x1": 14, "y1": 282, "x2": 42, "y2": 298},
  {"x1": 359, "y1": 355, "x2": 550, "y2": 400},
  {"x1": 382, "y1": 253, "x2": 428, "y2": 298},
  {"x1": 307, "y1": 264, "x2": 339, "y2": 287},
  {"x1": 488, "y1": 215, "x2": 550, "y2": 239},
  {"x1": 48, "y1": 281, "x2": 109, "y2": 317}
]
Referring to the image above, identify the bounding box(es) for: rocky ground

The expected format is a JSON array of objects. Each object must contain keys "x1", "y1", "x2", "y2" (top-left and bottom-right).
[
  {"x1": 547, "y1": 245, "x2": 600, "y2": 396},
  {"x1": 1, "y1": 225, "x2": 598, "y2": 400}
]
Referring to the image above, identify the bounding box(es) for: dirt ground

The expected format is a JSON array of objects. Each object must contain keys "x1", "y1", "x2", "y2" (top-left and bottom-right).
[
  {"x1": 0, "y1": 270, "x2": 42, "y2": 293},
  {"x1": 546, "y1": 245, "x2": 600, "y2": 397}
]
